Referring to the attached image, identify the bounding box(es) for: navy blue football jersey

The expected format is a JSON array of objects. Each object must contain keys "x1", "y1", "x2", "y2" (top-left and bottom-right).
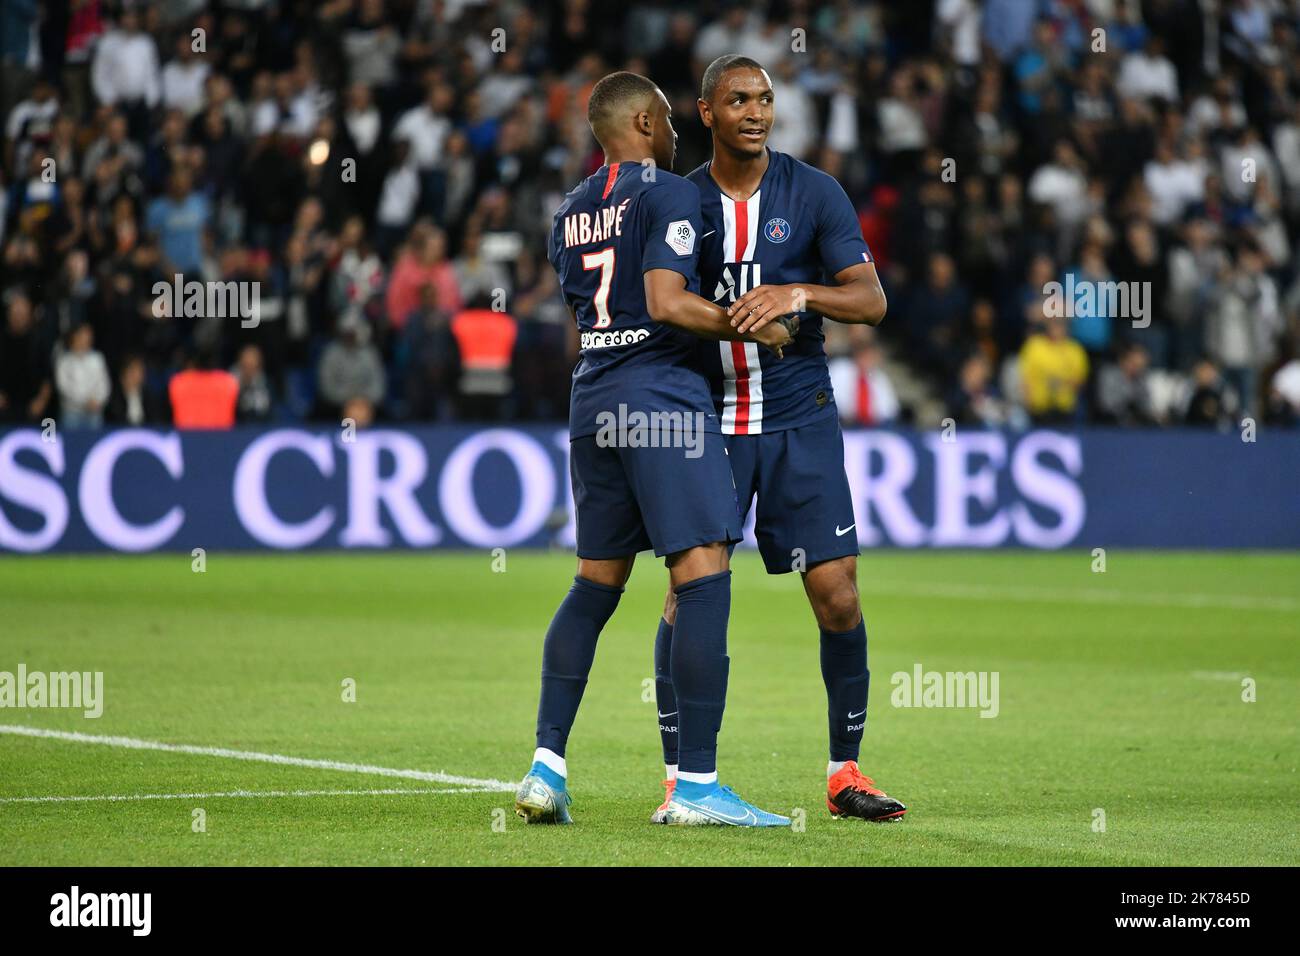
[
  {"x1": 548, "y1": 162, "x2": 718, "y2": 439},
  {"x1": 686, "y1": 149, "x2": 873, "y2": 434}
]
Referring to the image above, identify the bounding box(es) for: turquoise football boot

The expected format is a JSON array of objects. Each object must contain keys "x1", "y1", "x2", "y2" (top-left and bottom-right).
[{"x1": 514, "y1": 761, "x2": 574, "y2": 824}]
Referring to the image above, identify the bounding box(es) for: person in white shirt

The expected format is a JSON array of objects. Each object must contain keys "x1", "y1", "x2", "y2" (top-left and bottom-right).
[
  {"x1": 1116, "y1": 36, "x2": 1179, "y2": 104},
  {"x1": 376, "y1": 140, "x2": 420, "y2": 255},
  {"x1": 1220, "y1": 125, "x2": 1279, "y2": 204},
  {"x1": 393, "y1": 81, "x2": 455, "y2": 220},
  {"x1": 1143, "y1": 140, "x2": 1207, "y2": 226},
  {"x1": 55, "y1": 324, "x2": 111, "y2": 430},
  {"x1": 91, "y1": 8, "x2": 160, "y2": 138},
  {"x1": 768, "y1": 59, "x2": 816, "y2": 160},
  {"x1": 343, "y1": 82, "x2": 381, "y2": 156},
  {"x1": 393, "y1": 83, "x2": 453, "y2": 172},
  {"x1": 936, "y1": 0, "x2": 982, "y2": 68},
  {"x1": 877, "y1": 69, "x2": 928, "y2": 156},
  {"x1": 693, "y1": 8, "x2": 759, "y2": 72},
  {"x1": 275, "y1": 70, "x2": 320, "y2": 141},
  {"x1": 829, "y1": 328, "x2": 900, "y2": 427},
  {"x1": 5, "y1": 79, "x2": 59, "y2": 175},
  {"x1": 249, "y1": 71, "x2": 279, "y2": 138},
  {"x1": 476, "y1": 48, "x2": 531, "y2": 119},
  {"x1": 743, "y1": 19, "x2": 794, "y2": 72},
  {"x1": 1204, "y1": 246, "x2": 1282, "y2": 417},
  {"x1": 1028, "y1": 139, "x2": 1090, "y2": 231},
  {"x1": 1187, "y1": 76, "x2": 1248, "y2": 139},
  {"x1": 342, "y1": 0, "x2": 401, "y2": 90},
  {"x1": 1269, "y1": 357, "x2": 1300, "y2": 420},
  {"x1": 161, "y1": 33, "x2": 211, "y2": 118}
]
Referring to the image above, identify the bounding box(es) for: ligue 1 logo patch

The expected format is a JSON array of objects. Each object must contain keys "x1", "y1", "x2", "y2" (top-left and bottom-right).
[
  {"x1": 665, "y1": 219, "x2": 695, "y2": 256},
  {"x1": 764, "y1": 218, "x2": 790, "y2": 243}
]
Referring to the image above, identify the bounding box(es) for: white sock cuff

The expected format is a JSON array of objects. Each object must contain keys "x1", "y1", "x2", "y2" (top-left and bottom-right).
[
  {"x1": 533, "y1": 747, "x2": 567, "y2": 778},
  {"x1": 828, "y1": 760, "x2": 848, "y2": 778},
  {"x1": 665, "y1": 763, "x2": 678, "y2": 780},
  {"x1": 676, "y1": 769, "x2": 717, "y2": 785}
]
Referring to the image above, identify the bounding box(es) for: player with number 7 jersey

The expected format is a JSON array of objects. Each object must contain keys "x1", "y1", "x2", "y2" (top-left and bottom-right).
[
  {"x1": 515, "y1": 71, "x2": 795, "y2": 829},
  {"x1": 549, "y1": 154, "x2": 718, "y2": 442}
]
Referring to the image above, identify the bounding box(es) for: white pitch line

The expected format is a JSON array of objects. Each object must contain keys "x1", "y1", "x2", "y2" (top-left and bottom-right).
[
  {"x1": 1190, "y1": 670, "x2": 1249, "y2": 681},
  {"x1": 0, "y1": 725, "x2": 517, "y2": 792},
  {"x1": 0, "y1": 787, "x2": 499, "y2": 805},
  {"x1": 763, "y1": 578, "x2": 1299, "y2": 613}
]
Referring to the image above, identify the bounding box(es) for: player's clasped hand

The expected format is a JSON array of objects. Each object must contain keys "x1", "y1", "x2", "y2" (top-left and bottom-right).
[
  {"x1": 754, "y1": 314, "x2": 799, "y2": 359},
  {"x1": 728, "y1": 283, "x2": 801, "y2": 333}
]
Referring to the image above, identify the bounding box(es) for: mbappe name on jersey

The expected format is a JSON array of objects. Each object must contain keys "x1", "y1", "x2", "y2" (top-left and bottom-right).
[{"x1": 561, "y1": 198, "x2": 631, "y2": 248}]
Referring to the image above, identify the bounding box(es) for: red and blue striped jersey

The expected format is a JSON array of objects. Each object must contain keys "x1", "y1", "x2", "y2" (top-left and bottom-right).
[{"x1": 687, "y1": 149, "x2": 872, "y2": 434}]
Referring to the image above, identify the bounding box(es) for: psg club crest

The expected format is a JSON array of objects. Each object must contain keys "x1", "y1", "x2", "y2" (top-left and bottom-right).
[{"x1": 764, "y1": 218, "x2": 790, "y2": 243}]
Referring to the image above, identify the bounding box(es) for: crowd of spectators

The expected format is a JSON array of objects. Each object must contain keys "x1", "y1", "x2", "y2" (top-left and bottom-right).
[{"x1": 3, "y1": 0, "x2": 1300, "y2": 432}]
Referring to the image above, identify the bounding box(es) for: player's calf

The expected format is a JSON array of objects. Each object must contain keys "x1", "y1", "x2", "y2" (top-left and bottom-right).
[{"x1": 650, "y1": 611, "x2": 680, "y2": 823}]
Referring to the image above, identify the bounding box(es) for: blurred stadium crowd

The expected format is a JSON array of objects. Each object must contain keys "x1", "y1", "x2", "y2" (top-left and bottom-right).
[{"x1": 4, "y1": 0, "x2": 1300, "y2": 431}]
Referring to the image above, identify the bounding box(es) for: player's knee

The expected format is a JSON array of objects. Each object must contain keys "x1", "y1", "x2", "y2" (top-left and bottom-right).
[
  {"x1": 577, "y1": 556, "x2": 633, "y2": 588},
  {"x1": 667, "y1": 541, "x2": 729, "y2": 588},
  {"x1": 816, "y1": 584, "x2": 862, "y2": 633}
]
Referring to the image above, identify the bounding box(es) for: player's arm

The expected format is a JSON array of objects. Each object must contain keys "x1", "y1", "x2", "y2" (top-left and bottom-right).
[
  {"x1": 641, "y1": 178, "x2": 793, "y2": 355},
  {"x1": 731, "y1": 171, "x2": 886, "y2": 332},
  {"x1": 727, "y1": 261, "x2": 887, "y2": 333},
  {"x1": 645, "y1": 268, "x2": 796, "y2": 356}
]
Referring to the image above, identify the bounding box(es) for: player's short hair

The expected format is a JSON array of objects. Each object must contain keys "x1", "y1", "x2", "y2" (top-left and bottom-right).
[
  {"x1": 587, "y1": 71, "x2": 660, "y2": 143},
  {"x1": 701, "y1": 54, "x2": 766, "y2": 102}
]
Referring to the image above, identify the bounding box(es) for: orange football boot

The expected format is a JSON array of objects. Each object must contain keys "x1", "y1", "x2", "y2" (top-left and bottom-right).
[{"x1": 827, "y1": 761, "x2": 907, "y2": 821}]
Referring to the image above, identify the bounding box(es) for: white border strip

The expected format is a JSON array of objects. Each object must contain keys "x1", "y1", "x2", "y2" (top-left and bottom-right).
[{"x1": 0, "y1": 725, "x2": 517, "y2": 792}]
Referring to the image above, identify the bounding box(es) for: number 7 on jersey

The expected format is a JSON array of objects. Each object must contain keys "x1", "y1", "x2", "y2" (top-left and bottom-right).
[{"x1": 581, "y1": 247, "x2": 616, "y2": 328}]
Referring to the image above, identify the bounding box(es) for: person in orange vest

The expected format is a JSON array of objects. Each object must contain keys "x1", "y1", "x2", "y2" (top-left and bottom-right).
[
  {"x1": 449, "y1": 293, "x2": 518, "y2": 420},
  {"x1": 168, "y1": 347, "x2": 240, "y2": 429}
]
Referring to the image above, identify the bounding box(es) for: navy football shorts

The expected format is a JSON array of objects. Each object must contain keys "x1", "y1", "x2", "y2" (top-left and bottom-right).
[
  {"x1": 569, "y1": 429, "x2": 742, "y2": 560},
  {"x1": 726, "y1": 412, "x2": 859, "y2": 574}
]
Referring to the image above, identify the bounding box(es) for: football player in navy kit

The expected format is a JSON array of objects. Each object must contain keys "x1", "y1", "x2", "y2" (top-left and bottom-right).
[
  {"x1": 516, "y1": 71, "x2": 798, "y2": 827},
  {"x1": 649, "y1": 56, "x2": 908, "y2": 823}
]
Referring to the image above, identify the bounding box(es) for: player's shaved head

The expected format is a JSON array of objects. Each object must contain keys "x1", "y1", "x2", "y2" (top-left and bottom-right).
[
  {"x1": 586, "y1": 71, "x2": 678, "y2": 169},
  {"x1": 587, "y1": 71, "x2": 660, "y2": 144},
  {"x1": 701, "y1": 54, "x2": 766, "y2": 102}
]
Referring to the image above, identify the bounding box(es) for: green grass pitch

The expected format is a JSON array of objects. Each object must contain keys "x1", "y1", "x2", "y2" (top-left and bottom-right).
[{"x1": 0, "y1": 550, "x2": 1296, "y2": 866}]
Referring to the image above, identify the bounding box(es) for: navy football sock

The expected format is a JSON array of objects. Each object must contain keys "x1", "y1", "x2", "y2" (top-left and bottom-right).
[
  {"x1": 535, "y1": 576, "x2": 623, "y2": 757},
  {"x1": 653, "y1": 616, "x2": 679, "y2": 767},
  {"x1": 820, "y1": 619, "x2": 869, "y2": 763},
  {"x1": 670, "y1": 570, "x2": 731, "y2": 776}
]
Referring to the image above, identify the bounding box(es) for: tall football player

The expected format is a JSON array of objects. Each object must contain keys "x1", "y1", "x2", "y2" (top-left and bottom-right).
[
  {"x1": 650, "y1": 56, "x2": 907, "y2": 823},
  {"x1": 515, "y1": 71, "x2": 795, "y2": 827}
]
